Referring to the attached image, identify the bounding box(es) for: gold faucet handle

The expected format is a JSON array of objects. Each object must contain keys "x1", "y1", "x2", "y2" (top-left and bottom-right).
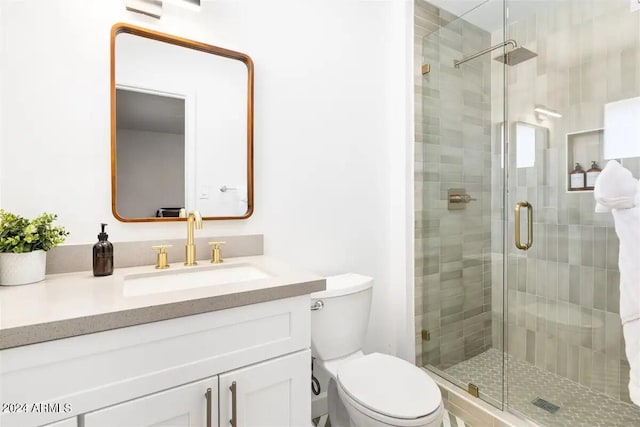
[
  {"x1": 208, "y1": 241, "x2": 226, "y2": 264},
  {"x1": 151, "y1": 244, "x2": 173, "y2": 269}
]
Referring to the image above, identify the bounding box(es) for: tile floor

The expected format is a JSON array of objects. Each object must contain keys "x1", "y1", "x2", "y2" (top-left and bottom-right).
[
  {"x1": 441, "y1": 409, "x2": 468, "y2": 427},
  {"x1": 444, "y1": 348, "x2": 640, "y2": 426}
]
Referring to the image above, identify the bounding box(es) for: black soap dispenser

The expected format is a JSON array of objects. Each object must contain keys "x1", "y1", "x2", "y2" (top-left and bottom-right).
[{"x1": 93, "y1": 223, "x2": 113, "y2": 277}]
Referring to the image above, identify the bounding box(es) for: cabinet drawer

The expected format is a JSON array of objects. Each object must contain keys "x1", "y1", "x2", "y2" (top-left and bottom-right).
[
  {"x1": 41, "y1": 418, "x2": 77, "y2": 427},
  {"x1": 83, "y1": 376, "x2": 218, "y2": 427}
]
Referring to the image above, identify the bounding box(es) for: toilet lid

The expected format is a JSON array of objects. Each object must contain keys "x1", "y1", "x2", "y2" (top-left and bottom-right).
[
  {"x1": 312, "y1": 273, "x2": 373, "y2": 299},
  {"x1": 337, "y1": 353, "x2": 441, "y2": 420}
]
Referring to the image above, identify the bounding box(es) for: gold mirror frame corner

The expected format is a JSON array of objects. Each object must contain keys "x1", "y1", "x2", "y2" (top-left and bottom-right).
[{"x1": 110, "y1": 22, "x2": 254, "y2": 223}]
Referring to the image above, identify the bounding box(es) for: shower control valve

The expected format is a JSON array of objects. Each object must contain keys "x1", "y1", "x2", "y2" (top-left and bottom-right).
[{"x1": 448, "y1": 188, "x2": 477, "y2": 210}]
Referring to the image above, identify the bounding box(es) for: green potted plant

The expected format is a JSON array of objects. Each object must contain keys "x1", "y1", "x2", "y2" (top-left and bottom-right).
[{"x1": 0, "y1": 210, "x2": 69, "y2": 286}]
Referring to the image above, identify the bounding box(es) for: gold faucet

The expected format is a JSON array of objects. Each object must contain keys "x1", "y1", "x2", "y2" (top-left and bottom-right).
[{"x1": 182, "y1": 210, "x2": 203, "y2": 266}]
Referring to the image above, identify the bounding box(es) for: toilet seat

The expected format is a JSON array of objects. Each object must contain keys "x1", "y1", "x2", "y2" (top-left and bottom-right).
[
  {"x1": 336, "y1": 353, "x2": 442, "y2": 424},
  {"x1": 337, "y1": 383, "x2": 444, "y2": 427}
]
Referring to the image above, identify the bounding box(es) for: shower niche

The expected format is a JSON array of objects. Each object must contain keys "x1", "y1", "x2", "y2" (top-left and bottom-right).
[{"x1": 566, "y1": 129, "x2": 603, "y2": 192}]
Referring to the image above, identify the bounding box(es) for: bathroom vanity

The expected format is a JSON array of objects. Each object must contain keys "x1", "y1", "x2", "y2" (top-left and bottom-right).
[{"x1": 0, "y1": 256, "x2": 324, "y2": 427}]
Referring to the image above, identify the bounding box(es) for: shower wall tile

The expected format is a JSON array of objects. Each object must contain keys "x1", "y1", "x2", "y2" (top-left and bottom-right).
[
  {"x1": 593, "y1": 227, "x2": 606, "y2": 268},
  {"x1": 569, "y1": 265, "x2": 580, "y2": 304},
  {"x1": 567, "y1": 344, "x2": 580, "y2": 382},
  {"x1": 580, "y1": 266, "x2": 594, "y2": 308},
  {"x1": 607, "y1": 270, "x2": 620, "y2": 314},
  {"x1": 545, "y1": 261, "x2": 558, "y2": 300},
  {"x1": 545, "y1": 334, "x2": 557, "y2": 373},
  {"x1": 533, "y1": 259, "x2": 544, "y2": 297},
  {"x1": 581, "y1": 226, "x2": 594, "y2": 266},
  {"x1": 620, "y1": 359, "x2": 632, "y2": 404},
  {"x1": 579, "y1": 346, "x2": 593, "y2": 388},
  {"x1": 605, "y1": 311, "x2": 622, "y2": 360},
  {"x1": 605, "y1": 358, "x2": 621, "y2": 400},
  {"x1": 591, "y1": 351, "x2": 607, "y2": 393},
  {"x1": 606, "y1": 229, "x2": 619, "y2": 269},
  {"x1": 557, "y1": 341, "x2": 568, "y2": 378},
  {"x1": 593, "y1": 268, "x2": 607, "y2": 311},
  {"x1": 568, "y1": 225, "x2": 582, "y2": 265}
]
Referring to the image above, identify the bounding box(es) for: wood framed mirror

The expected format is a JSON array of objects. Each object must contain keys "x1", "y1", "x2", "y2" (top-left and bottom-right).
[{"x1": 110, "y1": 23, "x2": 254, "y2": 222}]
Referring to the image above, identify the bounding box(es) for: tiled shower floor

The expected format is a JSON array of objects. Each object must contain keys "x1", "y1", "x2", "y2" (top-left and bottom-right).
[{"x1": 444, "y1": 348, "x2": 640, "y2": 427}]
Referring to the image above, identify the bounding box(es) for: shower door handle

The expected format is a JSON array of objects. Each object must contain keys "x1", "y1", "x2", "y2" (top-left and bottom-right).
[{"x1": 515, "y1": 201, "x2": 533, "y2": 250}]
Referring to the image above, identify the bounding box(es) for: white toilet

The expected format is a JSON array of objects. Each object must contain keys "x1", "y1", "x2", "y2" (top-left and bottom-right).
[{"x1": 311, "y1": 273, "x2": 444, "y2": 427}]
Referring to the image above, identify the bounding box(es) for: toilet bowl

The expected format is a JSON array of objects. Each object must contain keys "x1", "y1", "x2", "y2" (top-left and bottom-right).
[{"x1": 311, "y1": 274, "x2": 443, "y2": 427}]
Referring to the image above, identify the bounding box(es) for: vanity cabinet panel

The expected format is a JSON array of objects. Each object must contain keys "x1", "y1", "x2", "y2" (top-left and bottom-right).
[
  {"x1": 218, "y1": 350, "x2": 310, "y2": 427},
  {"x1": 83, "y1": 377, "x2": 218, "y2": 427},
  {"x1": 41, "y1": 418, "x2": 77, "y2": 427},
  {"x1": 0, "y1": 295, "x2": 309, "y2": 427}
]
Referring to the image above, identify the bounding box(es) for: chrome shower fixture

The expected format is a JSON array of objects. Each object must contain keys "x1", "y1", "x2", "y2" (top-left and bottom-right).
[{"x1": 454, "y1": 39, "x2": 537, "y2": 68}]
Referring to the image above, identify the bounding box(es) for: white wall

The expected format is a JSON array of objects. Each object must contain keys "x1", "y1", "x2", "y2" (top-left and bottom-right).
[
  {"x1": 0, "y1": 1, "x2": 4, "y2": 207},
  {"x1": 0, "y1": 0, "x2": 414, "y2": 357}
]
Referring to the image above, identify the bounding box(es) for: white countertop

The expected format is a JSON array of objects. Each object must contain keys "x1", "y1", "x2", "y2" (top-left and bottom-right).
[{"x1": 0, "y1": 255, "x2": 325, "y2": 349}]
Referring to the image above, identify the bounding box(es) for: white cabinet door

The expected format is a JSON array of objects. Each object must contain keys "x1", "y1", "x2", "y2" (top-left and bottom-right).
[
  {"x1": 219, "y1": 350, "x2": 310, "y2": 427},
  {"x1": 41, "y1": 418, "x2": 77, "y2": 427},
  {"x1": 83, "y1": 377, "x2": 218, "y2": 427}
]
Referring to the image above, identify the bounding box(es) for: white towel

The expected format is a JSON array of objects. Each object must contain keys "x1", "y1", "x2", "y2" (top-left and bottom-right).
[
  {"x1": 595, "y1": 161, "x2": 640, "y2": 405},
  {"x1": 613, "y1": 206, "x2": 640, "y2": 324},
  {"x1": 593, "y1": 160, "x2": 638, "y2": 212},
  {"x1": 619, "y1": 205, "x2": 640, "y2": 405},
  {"x1": 624, "y1": 319, "x2": 640, "y2": 405}
]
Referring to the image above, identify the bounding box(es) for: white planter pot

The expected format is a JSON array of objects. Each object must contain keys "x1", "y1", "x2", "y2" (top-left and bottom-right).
[{"x1": 0, "y1": 250, "x2": 47, "y2": 286}]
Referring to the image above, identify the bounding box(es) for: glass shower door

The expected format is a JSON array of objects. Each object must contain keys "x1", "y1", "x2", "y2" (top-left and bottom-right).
[
  {"x1": 417, "y1": 2, "x2": 506, "y2": 409},
  {"x1": 503, "y1": 0, "x2": 640, "y2": 425}
]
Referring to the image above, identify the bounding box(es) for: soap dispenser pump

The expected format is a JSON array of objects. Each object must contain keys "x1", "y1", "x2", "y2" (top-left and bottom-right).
[{"x1": 93, "y1": 223, "x2": 113, "y2": 277}]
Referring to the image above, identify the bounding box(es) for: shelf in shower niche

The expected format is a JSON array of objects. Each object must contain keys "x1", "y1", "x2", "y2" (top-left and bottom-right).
[{"x1": 566, "y1": 128, "x2": 603, "y2": 193}]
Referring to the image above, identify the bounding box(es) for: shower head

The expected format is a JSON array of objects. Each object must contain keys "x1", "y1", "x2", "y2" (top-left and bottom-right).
[
  {"x1": 493, "y1": 47, "x2": 538, "y2": 66},
  {"x1": 454, "y1": 40, "x2": 535, "y2": 69}
]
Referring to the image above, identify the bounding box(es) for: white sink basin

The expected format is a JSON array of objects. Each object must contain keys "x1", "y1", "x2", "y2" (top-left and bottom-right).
[{"x1": 123, "y1": 263, "x2": 271, "y2": 297}]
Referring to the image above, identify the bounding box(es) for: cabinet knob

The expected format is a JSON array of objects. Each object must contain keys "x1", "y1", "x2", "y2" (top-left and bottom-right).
[{"x1": 151, "y1": 244, "x2": 173, "y2": 269}]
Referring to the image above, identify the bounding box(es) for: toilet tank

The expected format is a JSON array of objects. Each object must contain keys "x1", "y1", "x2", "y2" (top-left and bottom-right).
[{"x1": 311, "y1": 273, "x2": 373, "y2": 361}]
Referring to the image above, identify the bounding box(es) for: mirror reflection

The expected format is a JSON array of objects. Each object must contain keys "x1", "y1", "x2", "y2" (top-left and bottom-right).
[
  {"x1": 111, "y1": 24, "x2": 254, "y2": 221},
  {"x1": 116, "y1": 89, "x2": 186, "y2": 218}
]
